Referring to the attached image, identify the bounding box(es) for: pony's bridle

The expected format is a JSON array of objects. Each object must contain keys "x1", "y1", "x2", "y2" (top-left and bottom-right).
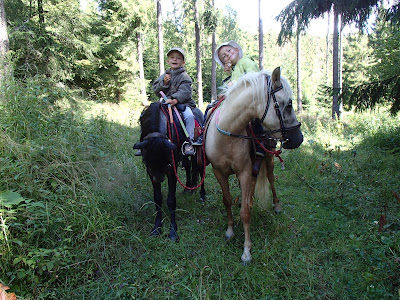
[{"x1": 258, "y1": 76, "x2": 301, "y2": 145}]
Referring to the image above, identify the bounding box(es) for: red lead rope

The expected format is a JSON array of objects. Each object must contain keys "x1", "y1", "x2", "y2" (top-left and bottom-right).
[{"x1": 161, "y1": 105, "x2": 207, "y2": 190}]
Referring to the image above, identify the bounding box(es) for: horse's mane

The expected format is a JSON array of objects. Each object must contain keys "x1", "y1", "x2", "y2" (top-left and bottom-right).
[
  {"x1": 224, "y1": 70, "x2": 293, "y2": 108},
  {"x1": 139, "y1": 102, "x2": 161, "y2": 141}
]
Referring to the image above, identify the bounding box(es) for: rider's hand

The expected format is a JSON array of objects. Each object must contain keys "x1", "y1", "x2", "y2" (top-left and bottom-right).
[
  {"x1": 164, "y1": 73, "x2": 171, "y2": 85},
  {"x1": 224, "y1": 62, "x2": 232, "y2": 74},
  {"x1": 165, "y1": 98, "x2": 178, "y2": 106}
]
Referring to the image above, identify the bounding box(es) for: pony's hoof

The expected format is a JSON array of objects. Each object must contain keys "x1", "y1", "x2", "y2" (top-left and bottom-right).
[
  {"x1": 168, "y1": 226, "x2": 179, "y2": 242},
  {"x1": 150, "y1": 227, "x2": 162, "y2": 236},
  {"x1": 168, "y1": 231, "x2": 179, "y2": 242},
  {"x1": 199, "y1": 195, "x2": 206, "y2": 202}
]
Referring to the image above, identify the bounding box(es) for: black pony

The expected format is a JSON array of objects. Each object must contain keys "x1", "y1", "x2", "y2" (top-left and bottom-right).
[{"x1": 133, "y1": 102, "x2": 204, "y2": 241}]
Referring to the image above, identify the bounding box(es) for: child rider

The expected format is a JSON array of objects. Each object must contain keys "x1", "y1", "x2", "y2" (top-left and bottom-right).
[{"x1": 152, "y1": 47, "x2": 197, "y2": 156}]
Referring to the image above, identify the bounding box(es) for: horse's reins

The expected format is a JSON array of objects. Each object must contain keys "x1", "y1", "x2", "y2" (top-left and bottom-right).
[{"x1": 159, "y1": 103, "x2": 206, "y2": 191}]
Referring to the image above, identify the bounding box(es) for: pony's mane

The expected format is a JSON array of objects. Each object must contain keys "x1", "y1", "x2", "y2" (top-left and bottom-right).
[
  {"x1": 224, "y1": 70, "x2": 293, "y2": 107},
  {"x1": 139, "y1": 102, "x2": 161, "y2": 141}
]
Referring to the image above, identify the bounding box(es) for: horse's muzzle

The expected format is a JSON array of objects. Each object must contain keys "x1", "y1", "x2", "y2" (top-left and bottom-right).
[{"x1": 282, "y1": 127, "x2": 303, "y2": 149}]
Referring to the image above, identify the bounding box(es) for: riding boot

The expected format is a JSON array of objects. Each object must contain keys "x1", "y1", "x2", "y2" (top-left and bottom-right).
[
  {"x1": 252, "y1": 157, "x2": 263, "y2": 177},
  {"x1": 192, "y1": 134, "x2": 203, "y2": 146},
  {"x1": 255, "y1": 143, "x2": 265, "y2": 158}
]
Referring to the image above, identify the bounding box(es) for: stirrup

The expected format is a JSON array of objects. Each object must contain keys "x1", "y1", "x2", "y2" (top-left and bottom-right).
[{"x1": 182, "y1": 141, "x2": 195, "y2": 156}]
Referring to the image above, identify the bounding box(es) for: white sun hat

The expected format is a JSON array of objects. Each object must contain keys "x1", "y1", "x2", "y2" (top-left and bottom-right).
[{"x1": 214, "y1": 40, "x2": 243, "y2": 67}]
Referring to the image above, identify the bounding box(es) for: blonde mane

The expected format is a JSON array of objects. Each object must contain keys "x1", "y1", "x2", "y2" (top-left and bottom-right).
[{"x1": 223, "y1": 70, "x2": 293, "y2": 108}]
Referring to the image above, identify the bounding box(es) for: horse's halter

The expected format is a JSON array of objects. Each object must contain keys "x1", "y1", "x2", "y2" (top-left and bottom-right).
[{"x1": 258, "y1": 76, "x2": 301, "y2": 144}]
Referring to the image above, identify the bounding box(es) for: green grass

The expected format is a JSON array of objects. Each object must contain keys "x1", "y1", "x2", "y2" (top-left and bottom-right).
[{"x1": 1, "y1": 77, "x2": 399, "y2": 299}]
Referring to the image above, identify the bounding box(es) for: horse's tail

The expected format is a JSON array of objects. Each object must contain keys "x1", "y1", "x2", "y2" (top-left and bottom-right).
[{"x1": 254, "y1": 160, "x2": 270, "y2": 211}]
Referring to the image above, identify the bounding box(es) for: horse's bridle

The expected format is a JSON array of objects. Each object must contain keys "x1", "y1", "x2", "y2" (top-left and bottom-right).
[
  {"x1": 258, "y1": 76, "x2": 301, "y2": 144},
  {"x1": 143, "y1": 132, "x2": 168, "y2": 140},
  {"x1": 215, "y1": 75, "x2": 301, "y2": 145}
]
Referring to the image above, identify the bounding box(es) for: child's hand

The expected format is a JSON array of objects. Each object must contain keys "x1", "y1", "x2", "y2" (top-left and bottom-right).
[
  {"x1": 224, "y1": 62, "x2": 232, "y2": 74},
  {"x1": 165, "y1": 98, "x2": 178, "y2": 106},
  {"x1": 164, "y1": 73, "x2": 171, "y2": 85}
]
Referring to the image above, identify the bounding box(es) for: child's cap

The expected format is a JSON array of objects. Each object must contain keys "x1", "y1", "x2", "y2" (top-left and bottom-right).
[
  {"x1": 214, "y1": 40, "x2": 243, "y2": 67},
  {"x1": 167, "y1": 47, "x2": 185, "y2": 60}
]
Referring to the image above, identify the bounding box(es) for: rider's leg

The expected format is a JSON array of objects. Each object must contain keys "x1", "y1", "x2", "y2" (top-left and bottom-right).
[
  {"x1": 252, "y1": 120, "x2": 265, "y2": 157},
  {"x1": 182, "y1": 106, "x2": 195, "y2": 156}
]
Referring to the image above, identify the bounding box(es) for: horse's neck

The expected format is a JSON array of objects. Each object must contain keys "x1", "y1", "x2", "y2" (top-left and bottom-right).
[{"x1": 218, "y1": 89, "x2": 261, "y2": 132}]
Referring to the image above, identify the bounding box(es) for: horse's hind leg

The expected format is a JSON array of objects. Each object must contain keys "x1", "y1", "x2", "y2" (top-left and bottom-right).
[
  {"x1": 265, "y1": 154, "x2": 281, "y2": 213},
  {"x1": 213, "y1": 170, "x2": 234, "y2": 240},
  {"x1": 166, "y1": 172, "x2": 179, "y2": 241},
  {"x1": 151, "y1": 181, "x2": 163, "y2": 236}
]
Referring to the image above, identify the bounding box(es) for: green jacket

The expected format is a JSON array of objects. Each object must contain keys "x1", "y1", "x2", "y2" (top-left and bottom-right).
[{"x1": 229, "y1": 57, "x2": 259, "y2": 83}]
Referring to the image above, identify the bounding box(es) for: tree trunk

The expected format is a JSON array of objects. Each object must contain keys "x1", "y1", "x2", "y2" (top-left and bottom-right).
[
  {"x1": 0, "y1": 0, "x2": 9, "y2": 55},
  {"x1": 137, "y1": 32, "x2": 148, "y2": 106},
  {"x1": 325, "y1": 10, "x2": 330, "y2": 85},
  {"x1": 211, "y1": 0, "x2": 217, "y2": 101},
  {"x1": 157, "y1": 0, "x2": 165, "y2": 75},
  {"x1": 339, "y1": 14, "x2": 343, "y2": 114},
  {"x1": 258, "y1": 0, "x2": 263, "y2": 70},
  {"x1": 332, "y1": 6, "x2": 340, "y2": 120},
  {"x1": 211, "y1": 31, "x2": 217, "y2": 101},
  {"x1": 38, "y1": 0, "x2": 45, "y2": 27},
  {"x1": 0, "y1": 0, "x2": 10, "y2": 80},
  {"x1": 296, "y1": 28, "x2": 303, "y2": 114},
  {"x1": 194, "y1": 0, "x2": 203, "y2": 107}
]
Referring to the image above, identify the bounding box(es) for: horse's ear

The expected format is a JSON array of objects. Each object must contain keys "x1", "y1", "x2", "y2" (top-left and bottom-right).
[
  {"x1": 272, "y1": 67, "x2": 281, "y2": 88},
  {"x1": 162, "y1": 139, "x2": 177, "y2": 150},
  {"x1": 133, "y1": 140, "x2": 149, "y2": 149}
]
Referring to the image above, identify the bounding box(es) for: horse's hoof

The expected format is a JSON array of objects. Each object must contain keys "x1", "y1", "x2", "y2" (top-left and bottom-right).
[
  {"x1": 168, "y1": 231, "x2": 179, "y2": 242},
  {"x1": 241, "y1": 250, "x2": 252, "y2": 265},
  {"x1": 225, "y1": 233, "x2": 234, "y2": 241},
  {"x1": 199, "y1": 195, "x2": 206, "y2": 202},
  {"x1": 150, "y1": 227, "x2": 162, "y2": 236},
  {"x1": 273, "y1": 204, "x2": 282, "y2": 214},
  {"x1": 242, "y1": 259, "x2": 251, "y2": 266}
]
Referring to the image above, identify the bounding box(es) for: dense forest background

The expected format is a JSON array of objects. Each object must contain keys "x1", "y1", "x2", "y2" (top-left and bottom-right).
[{"x1": 2, "y1": 0, "x2": 399, "y2": 112}]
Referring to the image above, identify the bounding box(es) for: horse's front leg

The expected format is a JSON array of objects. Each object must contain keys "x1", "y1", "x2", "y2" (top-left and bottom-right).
[
  {"x1": 151, "y1": 181, "x2": 163, "y2": 236},
  {"x1": 199, "y1": 181, "x2": 206, "y2": 202},
  {"x1": 238, "y1": 172, "x2": 257, "y2": 264},
  {"x1": 265, "y1": 154, "x2": 281, "y2": 213},
  {"x1": 182, "y1": 156, "x2": 192, "y2": 193},
  {"x1": 166, "y1": 170, "x2": 179, "y2": 241},
  {"x1": 213, "y1": 170, "x2": 234, "y2": 240}
]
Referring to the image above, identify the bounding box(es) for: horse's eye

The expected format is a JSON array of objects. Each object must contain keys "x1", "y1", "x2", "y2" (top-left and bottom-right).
[{"x1": 288, "y1": 100, "x2": 293, "y2": 107}]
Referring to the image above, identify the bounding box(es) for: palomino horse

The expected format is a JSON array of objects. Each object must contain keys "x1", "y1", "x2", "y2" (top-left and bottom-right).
[
  {"x1": 205, "y1": 67, "x2": 303, "y2": 263},
  {"x1": 133, "y1": 102, "x2": 205, "y2": 241}
]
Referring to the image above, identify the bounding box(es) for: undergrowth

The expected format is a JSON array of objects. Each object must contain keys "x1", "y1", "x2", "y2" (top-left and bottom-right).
[{"x1": 1, "y1": 76, "x2": 399, "y2": 299}]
